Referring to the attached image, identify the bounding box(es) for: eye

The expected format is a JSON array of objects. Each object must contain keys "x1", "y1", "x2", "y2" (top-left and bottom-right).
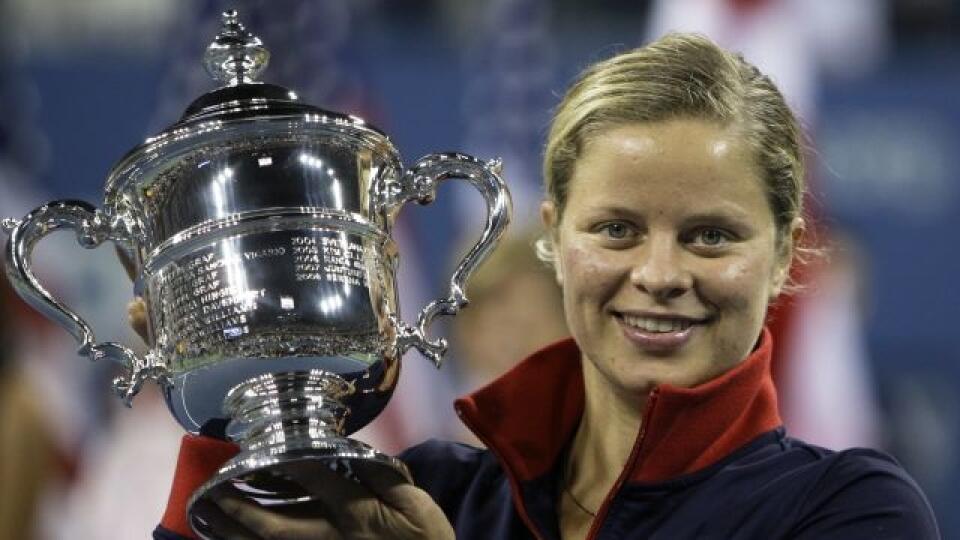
[
  {"x1": 598, "y1": 221, "x2": 633, "y2": 239},
  {"x1": 690, "y1": 227, "x2": 735, "y2": 247}
]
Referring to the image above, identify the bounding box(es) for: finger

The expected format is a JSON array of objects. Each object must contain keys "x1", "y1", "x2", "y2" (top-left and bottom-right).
[
  {"x1": 351, "y1": 462, "x2": 454, "y2": 537},
  {"x1": 351, "y1": 461, "x2": 421, "y2": 512},
  {"x1": 366, "y1": 480, "x2": 436, "y2": 520},
  {"x1": 284, "y1": 461, "x2": 397, "y2": 534},
  {"x1": 191, "y1": 498, "x2": 261, "y2": 540},
  {"x1": 292, "y1": 459, "x2": 425, "y2": 515},
  {"x1": 215, "y1": 491, "x2": 344, "y2": 540},
  {"x1": 275, "y1": 462, "x2": 454, "y2": 539},
  {"x1": 285, "y1": 460, "x2": 372, "y2": 505},
  {"x1": 275, "y1": 462, "x2": 387, "y2": 534},
  {"x1": 127, "y1": 298, "x2": 149, "y2": 342}
]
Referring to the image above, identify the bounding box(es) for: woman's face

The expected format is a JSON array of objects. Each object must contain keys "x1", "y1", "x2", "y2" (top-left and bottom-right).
[{"x1": 541, "y1": 119, "x2": 797, "y2": 397}]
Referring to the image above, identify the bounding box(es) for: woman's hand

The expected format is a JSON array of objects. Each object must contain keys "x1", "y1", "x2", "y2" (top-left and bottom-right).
[
  {"x1": 127, "y1": 297, "x2": 148, "y2": 343},
  {"x1": 117, "y1": 246, "x2": 150, "y2": 343},
  {"x1": 117, "y1": 255, "x2": 452, "y2": 539},
  {"x1": 195, "y1": 461, "x2": 454, "y2": 540}
]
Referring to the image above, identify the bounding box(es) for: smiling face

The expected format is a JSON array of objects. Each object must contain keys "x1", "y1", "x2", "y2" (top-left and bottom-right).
[{"x1": 541, "y1": 119, "x2": 797, "y2": 398}]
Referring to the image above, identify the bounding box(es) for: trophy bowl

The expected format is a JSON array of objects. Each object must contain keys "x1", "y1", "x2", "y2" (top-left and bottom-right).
[{"x1": 2, "y1": 11, "x2": 510, "y2": 538}]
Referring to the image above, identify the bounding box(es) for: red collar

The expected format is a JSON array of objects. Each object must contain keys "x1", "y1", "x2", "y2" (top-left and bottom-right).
[{"x1": 454, "y1": 327, "x2": 781, "y2": 485}]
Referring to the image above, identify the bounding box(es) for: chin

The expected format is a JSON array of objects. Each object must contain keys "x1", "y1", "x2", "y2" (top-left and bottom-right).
[
  {"x1": 606, "y1": 368, "x2": 662, "y2": 397},
  {"x1": 613, "y1": 359, "x2": 710, "y2": 394}
]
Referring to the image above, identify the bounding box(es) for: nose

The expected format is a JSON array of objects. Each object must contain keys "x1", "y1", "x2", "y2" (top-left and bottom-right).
[{"x1": 629, "y1": 237, "x2": 692, "y2": 301}]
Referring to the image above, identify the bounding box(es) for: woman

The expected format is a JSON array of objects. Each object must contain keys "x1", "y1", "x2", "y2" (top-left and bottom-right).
[{"x1": 152, "y1": 33, "x2": 939, "y2": 539}]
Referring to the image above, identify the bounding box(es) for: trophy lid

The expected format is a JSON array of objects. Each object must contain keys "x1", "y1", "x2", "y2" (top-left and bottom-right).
[
  {"x1": 105, "y1": 10, "x2": 392, "y2": 201},
  {"x1": 175, "y1": 10, "x2": 376, "y2": 129}
]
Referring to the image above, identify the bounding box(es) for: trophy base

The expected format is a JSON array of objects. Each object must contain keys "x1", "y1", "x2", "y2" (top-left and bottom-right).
[
  {"x1": 187, "y1": 436, "x2": 410, "y2": 539},
  {"x1": 185, "y1": 370, "x2": 410, "y2": 539}
]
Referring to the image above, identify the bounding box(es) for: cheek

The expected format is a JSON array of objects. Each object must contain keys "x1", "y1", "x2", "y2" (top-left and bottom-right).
[
  {"x1": 706, "y1": 254, "x2": 776, "y2": 314},
  {"x1": 700, "y1": 255, "x2": 776, "y2": 367},
  {"x1": 559, "y1": 242, "x2": 623, "y2": 312}
]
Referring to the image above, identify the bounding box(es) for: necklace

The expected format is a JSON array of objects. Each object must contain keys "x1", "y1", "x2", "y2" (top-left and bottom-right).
[
  {"x1": 562, "y1": 454, "x2": 598, "y2": 518},
  {"x1": 563, "y1": 485, "x2": 597, "y2": 518}
]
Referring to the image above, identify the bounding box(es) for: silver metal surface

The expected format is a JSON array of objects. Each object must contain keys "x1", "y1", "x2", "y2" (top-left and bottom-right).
[
  {"x1": 2, "y1": 200, "x2": 170, "y2": 404},
  {"x1": 389, "y1": 154, "x2": 512, "y2": 367},
  {"x1": 187, "y1": 370, "x2": 411, "y2": 540},
  {"x1": 1, "y1": 10, "x2": 511, "y2": 536},
  {"x1": 203, "y1": 9, "x2": 269, "y2": 86}
]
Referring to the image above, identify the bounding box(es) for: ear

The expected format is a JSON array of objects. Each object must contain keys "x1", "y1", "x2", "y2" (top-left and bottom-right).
[
  {"x1": 769, "y1": 217, "x2": 805, "y2": 298},
  {"x1": 540, "y1": 200, "x2": 563, "y2": 285}
]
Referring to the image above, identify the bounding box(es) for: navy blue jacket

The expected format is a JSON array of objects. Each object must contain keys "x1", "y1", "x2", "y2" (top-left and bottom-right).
[
  {"x1": 401, "y1": 432, "x2": 935, "y2": 539},
  {"x1": 155, "y1": 329, "x2": 939, "y2": 539}
]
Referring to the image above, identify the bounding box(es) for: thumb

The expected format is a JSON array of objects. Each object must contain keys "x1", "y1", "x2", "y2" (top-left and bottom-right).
[
  {"x1": 352, "y1": 461, "x2": 437, "y2": 517},
  {"x1": 128, "y1": 298, "x2": 149, "y2": 342}
]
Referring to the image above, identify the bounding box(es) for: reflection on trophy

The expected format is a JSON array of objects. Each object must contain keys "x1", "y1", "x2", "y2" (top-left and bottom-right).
[{"x1": 2, "y1": 11, "x2": 510, "y2": 538}]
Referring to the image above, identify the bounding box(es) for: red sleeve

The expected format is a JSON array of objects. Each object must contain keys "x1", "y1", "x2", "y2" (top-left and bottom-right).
[{"x1": 158, "y1": 435, "x2": 239, "y2": 538}]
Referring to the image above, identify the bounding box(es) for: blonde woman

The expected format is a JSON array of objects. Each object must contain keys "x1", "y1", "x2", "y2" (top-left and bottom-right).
[{"x1": 151, "y1": 34, "x2": 939, "y2": 539}]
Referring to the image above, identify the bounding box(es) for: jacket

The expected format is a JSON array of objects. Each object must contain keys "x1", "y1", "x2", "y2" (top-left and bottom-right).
[{"x1": 155, "y1": 329, "x2": 940, "y2": 539}]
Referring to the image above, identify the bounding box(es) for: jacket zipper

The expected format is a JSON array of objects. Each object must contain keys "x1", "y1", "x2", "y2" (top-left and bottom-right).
[
  {"x1": 584, "y1": 388, "x2": 660, "y2": 540},
  {"x1": 455, "y1": 404, "x2": 547, "y2": 540}
]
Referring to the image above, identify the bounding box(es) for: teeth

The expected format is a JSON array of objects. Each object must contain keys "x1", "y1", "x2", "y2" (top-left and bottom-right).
[{"x1": 621, "y1": 315, "x2": 693, "y2": 333}]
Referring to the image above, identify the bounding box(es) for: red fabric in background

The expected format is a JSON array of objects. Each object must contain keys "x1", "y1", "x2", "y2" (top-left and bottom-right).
[{"x1": 729, "y1": 0, "x2": 771, "y2": 14}]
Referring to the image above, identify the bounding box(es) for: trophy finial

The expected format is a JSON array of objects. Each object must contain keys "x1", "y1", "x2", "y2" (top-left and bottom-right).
[
  {"x1": 203, "y1": 9, "x2": 270, "y2": 86},
  {"x1": 2, "y1": 218, "x2": 20, "y2": 234}
]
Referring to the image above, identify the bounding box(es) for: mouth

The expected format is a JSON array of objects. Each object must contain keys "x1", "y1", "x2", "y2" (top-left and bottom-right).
[{"x1": 614, "y1": 311, "x2": 710, "y2": 352}]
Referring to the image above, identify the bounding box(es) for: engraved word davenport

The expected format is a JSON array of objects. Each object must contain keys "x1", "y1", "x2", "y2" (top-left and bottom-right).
[{"x1": 1, "y1": 11, "x2": 510, "y2": 538}]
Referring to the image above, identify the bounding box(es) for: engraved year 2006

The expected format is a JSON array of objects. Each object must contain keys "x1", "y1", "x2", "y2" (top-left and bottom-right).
[{"x1": 291, "y1": 235, "x2": 368, "y2": 287}]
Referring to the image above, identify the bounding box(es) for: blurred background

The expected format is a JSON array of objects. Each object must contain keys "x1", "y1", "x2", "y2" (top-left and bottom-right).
[{"x1": 0, "y1": 0, "x2": 957, "y2": 538}]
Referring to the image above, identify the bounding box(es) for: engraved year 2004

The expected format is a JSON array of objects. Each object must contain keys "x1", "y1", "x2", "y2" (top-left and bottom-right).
[{"x1": 291, "y1": 235, "x2": 368, "y2": 287}]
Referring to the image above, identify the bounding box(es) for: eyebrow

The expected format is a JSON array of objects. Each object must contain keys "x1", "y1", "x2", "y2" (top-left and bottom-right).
[
  {"x1": 581, "y1": 203, "x2": 754, "y2": 223},
  {"x1": 680, "y1": 209, "x2": 753, "y2": 225}
]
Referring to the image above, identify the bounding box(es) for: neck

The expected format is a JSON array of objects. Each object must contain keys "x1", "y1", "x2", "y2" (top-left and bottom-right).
[{"x1": 564, "y1": 354, "x2": 646, "y2": 513}]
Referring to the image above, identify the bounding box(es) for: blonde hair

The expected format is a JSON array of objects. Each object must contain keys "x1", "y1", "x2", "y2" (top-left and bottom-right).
[{"x1": 538, "y1": 33, "x2": 808, "y2": 264}]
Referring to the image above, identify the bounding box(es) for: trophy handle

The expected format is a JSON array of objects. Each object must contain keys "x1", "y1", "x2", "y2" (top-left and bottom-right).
[
  {"x1": 387, "y1": 153, "x2": 512, "y2": 367},
  {"x1": 2, "y1": 200, "x2": 169, "y2": 405}
]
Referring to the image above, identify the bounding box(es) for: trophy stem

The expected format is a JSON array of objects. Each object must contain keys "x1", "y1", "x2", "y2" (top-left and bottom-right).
[
  {"x1": 187, "y1": 370, "x2": 410, "y2": 539},
  {"x1": 224, "y1": 370, "x2": 354, "y2": 450}
]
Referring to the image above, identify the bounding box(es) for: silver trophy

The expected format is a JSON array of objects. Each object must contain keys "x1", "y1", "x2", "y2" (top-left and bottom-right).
[{"x1": 2, "y1": 11, "x2": 510, "y2": 538}]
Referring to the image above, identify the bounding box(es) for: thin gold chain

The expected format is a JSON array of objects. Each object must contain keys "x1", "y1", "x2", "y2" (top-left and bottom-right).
[
  {"x1": 563, "y1": 485, "x2": 597, "y2": 517},
  {"x1": 562, "y1": 453, "x2": 598, "y2": 518}
]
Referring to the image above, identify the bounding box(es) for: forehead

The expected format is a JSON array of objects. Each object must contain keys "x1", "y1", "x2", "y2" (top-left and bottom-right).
[{"x1": 567, "y1": 120, "x2": 768, "y2": 217}]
